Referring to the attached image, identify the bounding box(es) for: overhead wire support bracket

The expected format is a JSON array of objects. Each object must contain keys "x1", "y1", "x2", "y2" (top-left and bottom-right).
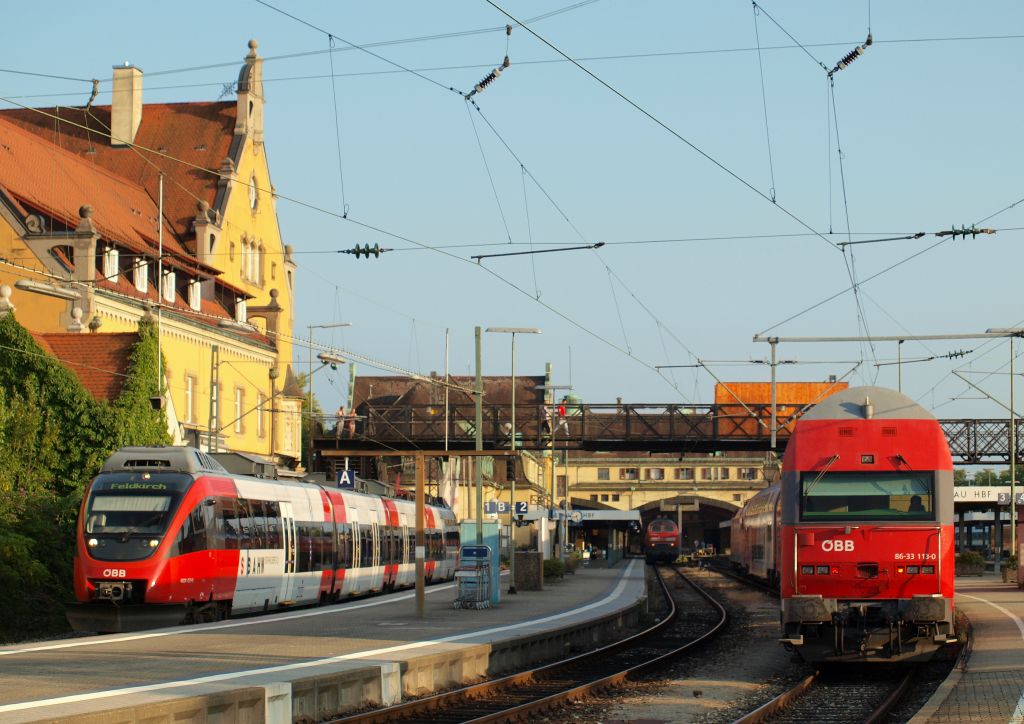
[
  {"x1": 471, "y1": 242, "x2": 604, "y2": 263},
  {"x1": 935, "y1": 226, "x2": 996, "y2": 240},
  {"x1": 464, "y1": 25, "x2": 512, "y2": 100},
  {"x1": 827, "y1": 32, "x2": 873, "y2": 78},
  {"x1": 340, "y1": 243, "x2": 392, "y2": 259},
  {"x1": 836, "y1": 232, "x2": 925, "y2": 248}
]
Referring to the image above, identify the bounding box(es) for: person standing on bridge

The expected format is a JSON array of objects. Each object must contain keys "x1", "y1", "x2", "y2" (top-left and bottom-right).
[{"x1": 555, "y1": 398, "x2": 569, "y2": 436}]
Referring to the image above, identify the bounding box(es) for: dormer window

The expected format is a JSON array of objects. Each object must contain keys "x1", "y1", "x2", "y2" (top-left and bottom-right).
[
  {"x1": 133, "y1": 258, "x2": 148, "y2": 293},
  {"x1": 103, "y1": 247, "x2": 119, "y2": 280},
  {"x1": 162, "y1": 270, "x2": 176, "y2": 303},
  {"x1": 188, "y1": 279, "x2": 202, "y2": 311}
]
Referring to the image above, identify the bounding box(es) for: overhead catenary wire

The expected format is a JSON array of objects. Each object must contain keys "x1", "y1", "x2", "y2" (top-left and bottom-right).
[
  {"x1": 7, "y1": 33, "x2": 1024, "y2": 103},
  {"x1": 482, "y1": 0, "x2": 842, "y2": 254},
  {"x1": 326, "y1": 35, "x2": 349, "y2": 217},
  {"x1": 0, "y1": 100, "x2": 665, "y2": 391},
  {"x1": 465, "y1": 101, "x2": 513, "y2": 244},
  {"x1": 752, "y1": 2, "x2": 777, "y2": 202}
]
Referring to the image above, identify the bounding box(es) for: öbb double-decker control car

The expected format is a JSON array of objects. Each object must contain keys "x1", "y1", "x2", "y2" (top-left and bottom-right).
[
  {"x1": 732, "y1": 386, "x2": 956, "y2": 662},
  {"x1": 68, "y1": 447, "x2": 458, "y2": 632}
]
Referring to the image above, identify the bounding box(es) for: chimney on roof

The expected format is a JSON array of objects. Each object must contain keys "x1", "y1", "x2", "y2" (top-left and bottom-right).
[{"x1": 111, "y1": 63, "x2": 143, "y2": 147}]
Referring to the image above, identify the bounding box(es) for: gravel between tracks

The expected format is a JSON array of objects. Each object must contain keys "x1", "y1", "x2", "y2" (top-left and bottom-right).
[{"x1": 536, "y1": 566, "x2": 813, "y2": 723}]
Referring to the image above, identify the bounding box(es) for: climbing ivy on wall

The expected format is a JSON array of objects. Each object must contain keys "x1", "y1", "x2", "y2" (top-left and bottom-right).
[{"x1": 0, "y1": 313, "x2": 170, "y2": 641}]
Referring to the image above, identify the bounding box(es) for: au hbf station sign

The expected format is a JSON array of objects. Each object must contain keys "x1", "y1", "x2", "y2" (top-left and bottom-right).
[{"x1": 953, "y1": 486, "x2": 1024, "y2": 505}]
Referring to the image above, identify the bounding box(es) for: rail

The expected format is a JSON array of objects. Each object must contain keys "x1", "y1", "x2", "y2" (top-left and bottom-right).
[{"x1": 330, "y1": 565, "x2": 726, "y2": 723}]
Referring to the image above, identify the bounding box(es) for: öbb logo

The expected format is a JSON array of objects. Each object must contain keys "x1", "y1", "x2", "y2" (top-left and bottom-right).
[
  {"x1": 821, "y1": 539, "x2": 854, "y2": 552},
  {"x1": 102, "y1": 568, "x2": 127, "y2": 578}
]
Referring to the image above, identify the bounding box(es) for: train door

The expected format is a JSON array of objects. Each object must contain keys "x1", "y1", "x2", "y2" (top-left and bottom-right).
[
  {"x1": 279, "y1": 500, "x2": 297, "y2": 604},
  {"x1": 349, "y1": 513, "x2": 361, "y2": 594},
  {"x1": 371, "y1": 520, "x2": 382, "y2": 590}
]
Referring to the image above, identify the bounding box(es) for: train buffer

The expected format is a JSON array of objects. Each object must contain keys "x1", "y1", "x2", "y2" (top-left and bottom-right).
[{"x1": 454, "y1": 545, "x2": 492, "y2": 610}]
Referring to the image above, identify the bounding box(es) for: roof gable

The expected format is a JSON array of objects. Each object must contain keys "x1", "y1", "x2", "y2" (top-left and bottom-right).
[{"x1": 0, "y1": 102, "x2": 235, "y2": 241}]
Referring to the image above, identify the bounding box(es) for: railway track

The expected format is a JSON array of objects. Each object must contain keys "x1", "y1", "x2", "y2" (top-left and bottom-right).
[
  {"x1": 329, "y1": 564, "x2": 726, "y2": 723},
  {"x1": 734, "y1": 667, "x2": 914, "y2": 723}
]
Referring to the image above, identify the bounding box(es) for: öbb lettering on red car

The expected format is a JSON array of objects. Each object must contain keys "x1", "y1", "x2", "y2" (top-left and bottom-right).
[
  {"x1": 68, "y1": 446, "x2": 460, "y2": 633},
  {"x1": 729, "y1": 386, "x2": 956, "y2": 663},
  {"x1": 820, "y1": 539, "x2": 854, "y2": 552}
]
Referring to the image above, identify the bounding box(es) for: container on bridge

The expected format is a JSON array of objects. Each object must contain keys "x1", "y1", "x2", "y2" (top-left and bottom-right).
[{"x1": 714, "y1": 382, "x2": 849, "y2": 439}]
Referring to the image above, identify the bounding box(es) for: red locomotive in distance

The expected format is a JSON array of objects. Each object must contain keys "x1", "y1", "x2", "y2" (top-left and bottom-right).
[
  {"x1": 731, "y1": 386, "x2": 957, "y2": 663},
  {"x1": 644, "y1": 517, "x2": 680, "y2": 563},
  {"x1": 68, "y1": 446, "x2": 459, "y2": 633}
]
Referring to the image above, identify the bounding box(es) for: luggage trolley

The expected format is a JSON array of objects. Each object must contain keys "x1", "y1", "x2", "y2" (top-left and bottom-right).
[{"x1": 454, "y1": 545, "x2": 492, "y2": 609}]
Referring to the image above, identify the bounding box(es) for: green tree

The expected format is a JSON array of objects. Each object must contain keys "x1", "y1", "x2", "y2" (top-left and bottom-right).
[{"x1": 0, "y1": 313, "x2": 169, "y2": 641}]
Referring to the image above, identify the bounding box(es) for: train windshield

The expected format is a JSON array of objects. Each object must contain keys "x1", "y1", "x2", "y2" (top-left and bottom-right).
[
  {"x1": 800, "y1": 472, "x2": 934, "y2": 522},
  {"x1": 85, "y1": 494, "x2": 176, "y2": 535}
]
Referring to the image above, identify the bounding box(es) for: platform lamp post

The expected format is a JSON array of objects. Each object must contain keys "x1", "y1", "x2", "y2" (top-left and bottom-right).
[
  {"x1": 486, "y1": 327, "x2": 541, "y2": 594},
  {"x1": 307, "y1": 322, "x2": 352, "y2": 472},
  {"x1": 536, "y1": 383, "x2": 572, "y2": 560},
  {"x1": 987, "y1": 328, "x2": 1024, "y2": 561}
]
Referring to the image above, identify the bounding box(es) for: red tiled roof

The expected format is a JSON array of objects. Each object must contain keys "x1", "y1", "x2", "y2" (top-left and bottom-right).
[
  {"x1": 0, "y1": 117, "x2": 182, "y2": 255},
  {"x1": 0, "y1": 102, "x2": 235, "y2": 240},
  {"x1": 33, "y1": 332, "x2": 138, "y2": 402}
]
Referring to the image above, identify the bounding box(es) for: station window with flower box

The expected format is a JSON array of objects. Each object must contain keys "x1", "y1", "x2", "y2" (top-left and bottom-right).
[
  {"x1": 675, "y1": 468, "x2": 694, "y2": 481},
  {"x1": 645, "y1": 468, "x2": 665, "y2": 481},
  {"x1": 619, "y1": 467, "x2": 639, "y2": 481}
]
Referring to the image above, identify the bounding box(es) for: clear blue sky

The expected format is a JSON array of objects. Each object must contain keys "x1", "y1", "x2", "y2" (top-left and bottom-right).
[{"x1": 2, "y1": 1, "x2": 1022, "y2": 420}]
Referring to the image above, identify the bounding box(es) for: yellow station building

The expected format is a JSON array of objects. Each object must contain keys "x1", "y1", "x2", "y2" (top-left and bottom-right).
[{"x1": 0, "y1": 40, "x2": 304, "y2": 464}]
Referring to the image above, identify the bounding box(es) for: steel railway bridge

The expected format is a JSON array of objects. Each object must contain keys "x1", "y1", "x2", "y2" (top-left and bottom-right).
[{"x1": 314, "y1": 402, "x2": 1021, "y2": 464}]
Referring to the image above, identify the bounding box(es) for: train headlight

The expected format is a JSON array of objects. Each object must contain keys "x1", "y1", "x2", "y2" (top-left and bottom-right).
[
  {"x1": 148, "y1": 539, "x2": 160, "y2": 548},
  {"x1": 907, "y1": 565, "x2": 920, "y2": 574},
  {"x1": 801, "y1": 565, "x2": 815, "y2": 575},
  {"x1": 87, "y1": 538, "x2": 98, "y2": 548}
]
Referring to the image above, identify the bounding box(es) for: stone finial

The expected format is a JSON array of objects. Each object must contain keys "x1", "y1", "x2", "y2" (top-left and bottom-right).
[
  {"x1": 68, "y1": 306, "x2": 84, "y2": 332},
  {"x1": 195, "y1": 199, "x2": 211, "y2": 221},
  {"x1": 0, "y1": 284, "x2": 14, "y2": 317},
  {"x1": 248, "y1": 39, "x2": 259, "y2": 56},
  {"x1": 88, "y1": 315, "x2": 103, "y2": 333},
  {"x1": 76, "y1": 205, "x2": 97, "y2": 234}
]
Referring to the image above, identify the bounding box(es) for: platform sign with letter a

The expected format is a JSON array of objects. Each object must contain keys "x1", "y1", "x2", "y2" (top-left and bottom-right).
[{"x1": 337, "y1": 469, "x2": 357, "y2": 489}]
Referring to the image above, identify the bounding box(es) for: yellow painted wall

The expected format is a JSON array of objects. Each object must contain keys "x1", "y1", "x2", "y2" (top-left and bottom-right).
[{"x1": 0, "y1": 215, "x2": 69, "y2": 330}]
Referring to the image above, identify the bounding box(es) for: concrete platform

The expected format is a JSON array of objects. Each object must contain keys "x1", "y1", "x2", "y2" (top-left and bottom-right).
[
  {"x1": 911, "y1": 573, "x2": 1024, "y2": 723},
  {"x1": 0, "y1": 558, "x2": 647, "y2": 723}
]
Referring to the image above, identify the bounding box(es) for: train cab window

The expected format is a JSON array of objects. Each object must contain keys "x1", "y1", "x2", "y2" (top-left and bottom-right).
[
  {"x1": 86, "y1": 493, "x2": 176, "y2": 536},
  {"x1": 800, "y1": 472, "x2": 935, "y2": 521},
  {"x1": 177, "y1": 499, "x2": 216, "y2": 554}
]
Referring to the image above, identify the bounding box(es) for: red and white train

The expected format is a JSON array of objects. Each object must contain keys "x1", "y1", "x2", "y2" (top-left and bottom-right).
[
  {"x1": 68, "y1": 446, "x2": 459, "y2": 633},
  {"x1": 730, "y1": 386, "x2": 956, "y2": 662}
]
